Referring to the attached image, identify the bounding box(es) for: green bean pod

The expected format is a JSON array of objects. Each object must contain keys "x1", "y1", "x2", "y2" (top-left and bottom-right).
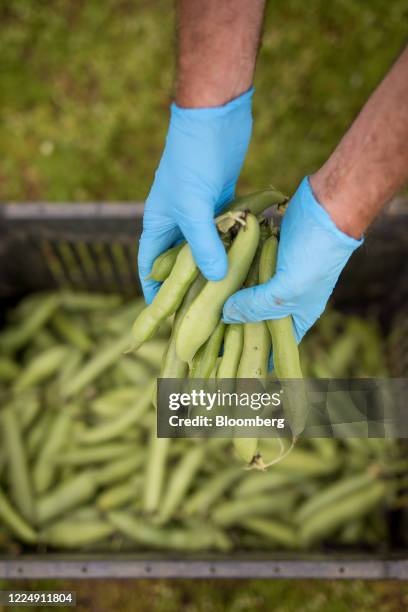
[
  {"x1": 131, "y1": 244, "x2": 198, "y2": 350},
  {"x1": 36, "y1": 472, "x2": 98, "y2": 525},
  {"x1": 259, "y1": 236, "x2": 302, "y2": 381},
  {"x1": 155, "y1": 445, "x2": 205, "y2": 525},
  {"x1": 0, "y1": 487, "x2": 37, "y2": 544},
  {"x1": 295, "y1": 470, "x2": 378, "y2": 525},
  {"x1": 26, "y1": 412, "x2": 52, "y2": 461},
  {"x1": 115, "y1": 356, "x2": 152, "y2": 384},
  {"x1": 107, "y1": 511, "x2": 231, "y2": 551},
  {"x1": 325, "y1": 333, "x2": 360, "y2": 376},
  {"x1": 53, "y1": 442, "x2": 135, "y2": 466},
  {"x1": 212, "y1": 327, "x2": 243, "y2": 460},
  {"x1": 259, "y1": 236, "x2": 305, "y2": 438},
  {"x1": 1, "y1": 407, "x2": 35, "y2": 523},
  {"x1": 14, "y1": 346, "x2": 69, "y2": 392},
  {"x1": 94, "y1": 454, "x2": 144, "y2": 487},
  {"x1": 235, "y1": 227, "x2": 270, "y2": 382},
  {"x1": 184, "y1": 466, "x2": 243, "y2": 516},
  {"x1": 148, "y1": 243, "x2": 184, "y2": 282},
  {"x1": 56, "y1": 348, "x2": 82, "y2": 390},
  {"x1": 216, "y1": 324, "x2": 243, "y2": 378},
  {"x1": 40, "y1": 519, "x2": 114, "y2": 548},
  {"x1": 233, "y1": 470, "x2": 304, "y2": 498},
  {"x1": 308, "y1": 438, "x2": 338, "y2": 462},
  {"x1": 52, "y1": 505, "x2": 100, "y2": 522},
  {"x1": 225, "y1": 187, "x2": 288, "y2": 216},
  {"x1": 240, "y1": 517, "x2": 297, "y2": 548},
  {"x1": 89, "y1": 387, "x2": 143, "y2": 419},
  {"x1": 51, "y1": 312, "x2": 92, "y2": 352},
  {"x1": 8, "y1": 291, "x2": 49, "y2": 323},
  {"x1": 177, "y1": 214, "x2": 260, "y2": 363},
  {"x1": 233, "y1": 308, "x2": 270, "y2": 465},
  {"x1": 143, "y1": 426, "x2": 170, "y2": 515},
  {"x1": 300, "y1": 480, "x2": 386, "y2": 545},
  {"x1": 237, "y1": 322, "x2": 270, "y2": 378},
  {"x1": 77, "y1": 383, "x2": 153, "y2": 444},
  {"x1": 32, "y1": 409, "x2": 74, "y2": 494},
  {"x1": 133, "y1": 338, "x2": 168, "y2": 370},
  {"x1": 156, "y1": 275, "x2": 207, "y2": 388},
  {"x1": 271, "y1": 447, "x2": 340, "y2": 476},
  {"x1": 97, "y1": 475, "x2": 143, "y2": 511},
  {"x1": 233, "y1": 438, "x2": 259, "y2": 466},
  {"x1": 0, "y1": 294, "x2": 60, "y2": 352},
  {"x1": 61, "y1": 333, "x2": 131, "y2": 398},
  {"x1": 211, "y1": 491, "x2": 297, "y2": 527},
  {"x1": 189, "y1": 321, "x2": 226, "y2": 379},
  {"x1": 99, "y1": 298, "x2": 146, "y2": 335},
  {"x1": 14, "y1": 391, "x2": 40, "y2": 430}
]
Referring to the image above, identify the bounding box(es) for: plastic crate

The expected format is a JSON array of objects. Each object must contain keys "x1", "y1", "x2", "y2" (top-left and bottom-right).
[{"x1": 0, "y1": 201, "x2": 407, "y2": 580}]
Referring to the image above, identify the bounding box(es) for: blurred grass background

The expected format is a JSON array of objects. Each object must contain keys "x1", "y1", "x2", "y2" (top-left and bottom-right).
[
  {"x1": 0, "y1": 578, "x2": 407, "y2": 612},
  {"x1": 0, "y1": 0, "x2": 407, "y2": 202},
  {"x1": 0, "y1": 1, "x2": 407, "y2": 609}
]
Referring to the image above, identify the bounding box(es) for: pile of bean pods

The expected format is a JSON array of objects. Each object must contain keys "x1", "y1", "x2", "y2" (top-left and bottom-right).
[
  {"x1": 0, "y1": 290, "x2": 405, "y2": 553},
  {"x1": 130, "y1": 188, "x2": 305, "y2": 467}
]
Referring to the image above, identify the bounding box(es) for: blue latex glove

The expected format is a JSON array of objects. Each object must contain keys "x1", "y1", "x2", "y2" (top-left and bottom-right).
[
  {"x1": 223, "y1": 176, "x2": 363, "y2": 341},
  {"x1": 138, "y1": 88, "x2": 254, "y2": 303}
]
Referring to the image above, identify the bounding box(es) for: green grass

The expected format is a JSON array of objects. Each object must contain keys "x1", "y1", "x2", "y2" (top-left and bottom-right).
[
  {"x1": 0, "y1": 578, "x2": 407, "y2": 612},
  {"x1": 0, "y1": 0, "x2": 407, "y2": 201}
]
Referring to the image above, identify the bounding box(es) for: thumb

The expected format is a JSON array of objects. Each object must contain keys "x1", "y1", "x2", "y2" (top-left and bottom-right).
[
  {"x1": 138, "y1": 226, "x2": 180, "y2": 304},
  {"x1": 178, "y1": 204, "x2": 228, "y2": 281},
  {"x1": 223, "y1": 275, "x2": 295, "y2": 323}
]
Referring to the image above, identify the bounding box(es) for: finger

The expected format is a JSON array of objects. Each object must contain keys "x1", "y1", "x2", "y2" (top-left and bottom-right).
[
  {"x1": 215, "y1": 185, "x2": 236, "y2": 215},
  {"x1": 178, "y1": 205, "x2": 228, "y2": 281},
  {"x1": 222, "y1": 276, "x2": 294, "y2": 324},
  {"x1": 138, "y1": 227, "x2": 181, "y2": 304}
]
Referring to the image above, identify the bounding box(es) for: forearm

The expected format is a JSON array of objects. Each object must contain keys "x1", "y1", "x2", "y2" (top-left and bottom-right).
[
  {"x1": 176, "y1": 0, "x2": 265, "y2": 108},
  {"x1": 311, "y1": 46, "x2": 408, "y2": 239}
]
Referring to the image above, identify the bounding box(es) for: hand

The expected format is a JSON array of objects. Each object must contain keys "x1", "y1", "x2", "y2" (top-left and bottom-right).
[
  {"x1": 223, "y1": 177, "x2": 363, "y2": 342},
  {"x1": 138, "y1": 88, "x2": 254, "y2": 303}
]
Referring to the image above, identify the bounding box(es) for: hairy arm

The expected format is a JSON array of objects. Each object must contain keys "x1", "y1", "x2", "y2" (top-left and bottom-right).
[
  {"x1": 176, "y1": 0, "x2": 266, "y2": 108},
  {"x1": 224, "y1": 46, "x2": 408, "y2": 342},
  {"x1": 311, "y1": 45, "x2": 408, "y2": 239},
  {"x1": 139, "y1": 1, "x2": 266, "y2": 302}
]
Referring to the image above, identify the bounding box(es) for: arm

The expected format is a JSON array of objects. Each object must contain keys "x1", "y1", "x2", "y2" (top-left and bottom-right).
[
  {"x1": 311, "y1": 46, "x2": 408, "y2": 239},
  {"x1": 224, "y1": 47, "x2": 408, "y2": 343},
  {"x1": 176, "y1": 0, "x2": 265, "y2": 108},
  {"x1": 138, "y1": 0, "x2": 266, "y2": 303}
]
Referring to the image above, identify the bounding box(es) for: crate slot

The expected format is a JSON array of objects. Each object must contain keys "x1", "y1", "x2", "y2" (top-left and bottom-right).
[
  {"x1": 85, "y1": 242, "x2": 112, "y2": 291},
  {"x1": 101, "y1": 242, "x2": 127, "y2": 293},
  {"x1": 40, "y1": 240, "x2": 74, "y2": 288}
]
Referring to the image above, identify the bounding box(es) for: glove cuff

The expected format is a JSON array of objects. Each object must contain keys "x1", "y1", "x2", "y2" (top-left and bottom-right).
[
  {"x1": 303, "y1": 176, "x2": 364, "y2": 251},
  {"x1": 170, "y1": 87, "x2": 254, "y2": 120}
]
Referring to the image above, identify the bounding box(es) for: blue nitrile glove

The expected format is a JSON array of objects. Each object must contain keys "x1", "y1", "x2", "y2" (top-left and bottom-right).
[
  {"x1": 138, "y1": 88, "x2": 254, "y2": 303},
  {"x1": 223, "y1": 176, "x2": 363, "y2": 342}
]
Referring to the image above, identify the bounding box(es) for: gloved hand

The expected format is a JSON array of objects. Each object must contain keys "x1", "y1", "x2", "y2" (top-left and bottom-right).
[
  {"x1": 223, "y1": 176, "x2": 363, "y2": 342},
  {"x1": 138, "y1": 88, "x2": 254, "y2": 304}
]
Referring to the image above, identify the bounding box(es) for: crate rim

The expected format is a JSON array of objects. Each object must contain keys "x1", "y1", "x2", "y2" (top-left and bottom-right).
[
  {"x1": 0, "y1": 202, "x2": 145, "y2": 221},
  {"x1": 0, "y1": 197, "x2": 406, "y2": 219},
  {"x1": 1, "y1": 555, "x2": 407, "y2": 580}
]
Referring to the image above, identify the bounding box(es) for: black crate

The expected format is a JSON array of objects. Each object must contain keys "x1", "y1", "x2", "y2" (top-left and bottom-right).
[{"x1": 0, "y1": 201, "x2": 407, "y2": 580}]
